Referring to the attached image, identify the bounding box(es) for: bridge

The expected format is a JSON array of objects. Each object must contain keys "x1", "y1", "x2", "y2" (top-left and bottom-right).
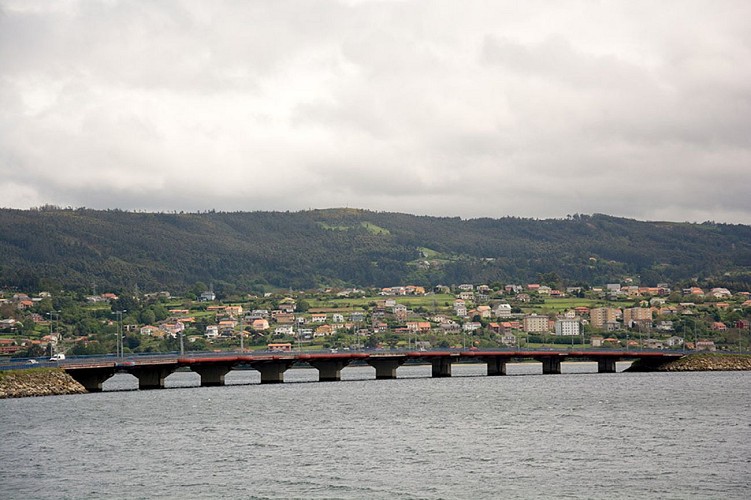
[{"x1": 41, "y1": 349, "x2": 684, "y2": 392}]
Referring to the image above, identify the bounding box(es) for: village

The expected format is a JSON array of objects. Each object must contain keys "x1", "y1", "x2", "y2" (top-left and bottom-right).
[{"x1": 1, "y1": 281, "x2": 750, "y2": 359}]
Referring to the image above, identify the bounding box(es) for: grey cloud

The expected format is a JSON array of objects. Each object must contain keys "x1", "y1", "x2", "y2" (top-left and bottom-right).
[{"x1": 1, "y1": 1, "x2": 750, "y2": 224}]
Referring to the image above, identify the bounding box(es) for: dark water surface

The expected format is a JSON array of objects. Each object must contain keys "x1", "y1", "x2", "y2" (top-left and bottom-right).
[{"x1": 1, "y1": 363, "x2": 750, "y2": 499}]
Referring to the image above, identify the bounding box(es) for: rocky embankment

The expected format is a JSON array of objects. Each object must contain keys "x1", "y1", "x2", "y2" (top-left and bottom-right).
[
  {"x1": 0, "y1": 368, "x2": 87, "y2": 399},
  {"x1": 629, "y1": 353, "x2": 751, "y2": 372}
]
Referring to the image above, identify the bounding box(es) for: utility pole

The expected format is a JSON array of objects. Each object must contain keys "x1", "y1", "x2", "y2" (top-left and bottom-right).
[
  {"x1": 738, "y1": 328, "x2": 743, "y2": 354},
  {"x1": 239, "y1": 316, "x2": 244, "y2": 352},
  {"x1": 296, "y1": 322, "x2": 301, "y2": 351}
]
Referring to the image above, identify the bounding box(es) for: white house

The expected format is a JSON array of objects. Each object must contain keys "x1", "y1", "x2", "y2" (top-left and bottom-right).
[
  {"x1": 463, "y1": 322, "x2": 482, "y2": 332},
  {"x1": 500, "y1": 332, "x2": 517, "y2": 346},
  {"x1": 275, "y1": 325, "x2": 294, "y2": 336},
  {"x1": 667, "y1": 336, "x2": 684, "y2": 347},
  {"x1": 494, "y1": 303, "x2": 512, "y2": 317}
]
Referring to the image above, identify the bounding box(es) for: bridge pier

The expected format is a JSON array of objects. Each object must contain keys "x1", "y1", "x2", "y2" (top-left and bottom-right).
[
  {"x1": 309, "y1": 359, "x2": 352, "y2": 382},
  {"x1": 249, "y1": 360, "x2": 296, "y2": 384},
  {"x1": 191, "y1": 364, "x2": 233, "y2": 386},
  {"x1": 128, "y1": 365, "x2": 177, "y2": 390},
  {"x1": 538, "y1": 357, "x2": 562, "y2": 375},
  {"x1": 66, "y1": 367, "x2": 116, "y2": 392},
  {"x1": 485, "y1": 357, "x2": 508, "y2": 376},
  {"x1": 431, "y1": 357, "x2": 453, "y2": 377},
  {"x1": 598, "y1": 358, "x2": 618, "y2": 373},
  {"x1": 366, "y1": 357, "x2": 406, "y2": 379}
]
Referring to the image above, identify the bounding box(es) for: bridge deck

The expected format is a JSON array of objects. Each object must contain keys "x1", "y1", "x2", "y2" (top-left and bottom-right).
[{"x1": 3, "y1": 349, "x2": 686, "y2": 391}]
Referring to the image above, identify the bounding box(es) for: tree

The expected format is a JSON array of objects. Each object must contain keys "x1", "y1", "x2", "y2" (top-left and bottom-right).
[
  {"x1": 12, "y1": 344, "x2": 45, "y2": 358},
  {"x1": 187, "y1": 338, "x2": 208, "y2": 351},
  {"x1": 191, "y1": 282, "x2": 208, "y2": 296},
  {"x1": 111, "y1": 295, "x2": 139, "y2": 314},
  {"x1": 140, "y1": 309, "x2": 156, "y2": 325},
  {"x1": 19, "y1": 320, "x2": 36, "y2": 336}
]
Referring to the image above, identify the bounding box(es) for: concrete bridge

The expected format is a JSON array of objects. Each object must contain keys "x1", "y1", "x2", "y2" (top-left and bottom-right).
[{"x1": 57, "y1": 349, "x2": 684, "y2": 392}]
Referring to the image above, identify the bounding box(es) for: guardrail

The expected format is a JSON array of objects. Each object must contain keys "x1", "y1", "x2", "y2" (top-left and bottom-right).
[{"x1": 0, "y1": 346, "x2": 694, "y2": 371}]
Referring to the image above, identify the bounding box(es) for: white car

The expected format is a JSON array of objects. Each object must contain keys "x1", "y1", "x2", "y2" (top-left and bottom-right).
[{"x1": 49, "y1": 353, "x2": 66, "y2": 361}]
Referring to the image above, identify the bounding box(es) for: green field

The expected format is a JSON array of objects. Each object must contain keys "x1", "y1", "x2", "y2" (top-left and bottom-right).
[
  {"x1": 309, "y1": 294, "x2": 456, "y2": 310},
  {"x1": 520, "y1": 297, "x2": 620, "y2": 314}
]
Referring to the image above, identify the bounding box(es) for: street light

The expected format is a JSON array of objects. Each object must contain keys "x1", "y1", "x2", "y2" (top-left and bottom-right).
[
  {"x1": 46, "y1": 311, "x2": 60, "y2": 356},
  {"x1": 46, "y1": 311, "x2": 60, "y2": 337},
  {"x1": 112, "y1": 310, "x2": 126, "y2": 358},
  {"x1": 239, "y1": 316, "x2": 244, "y2": 353}
]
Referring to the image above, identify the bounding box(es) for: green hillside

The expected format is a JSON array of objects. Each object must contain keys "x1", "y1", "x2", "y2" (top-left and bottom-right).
[{"x1": 1, "y1": 207, "x2": 750, "y2": 293}]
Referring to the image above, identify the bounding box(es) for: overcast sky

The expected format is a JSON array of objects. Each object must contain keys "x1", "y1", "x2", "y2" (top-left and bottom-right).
[{"x1": 2, "y1": 0, "x2": 750, "y2": 223}]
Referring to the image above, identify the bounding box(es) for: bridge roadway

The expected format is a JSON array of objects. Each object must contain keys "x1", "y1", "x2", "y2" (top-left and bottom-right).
[{"x1": 54, "y1": 349, "x2": 684, "y2": 392}]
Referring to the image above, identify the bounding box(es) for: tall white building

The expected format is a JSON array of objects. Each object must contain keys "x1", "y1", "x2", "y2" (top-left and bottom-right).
[{"x1": 555, "y1": 318, "x2": 581, "y2": 336}]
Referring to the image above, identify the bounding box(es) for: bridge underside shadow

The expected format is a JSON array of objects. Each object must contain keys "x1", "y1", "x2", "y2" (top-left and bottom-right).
[
  {"x1": 68, "y1": 367, "x2": 116, "y2": 392},
  {"x1": 248, "y1": 360, "x2": 296, "y2": 384},
  {"x1": 127, "y1": 365, "x2": 178, "y2": 390},
  {"x1": 365, "y1": 357, "x2": 406, "y2": 379},
  {"x1": 308, "y1": 359, "x2": 352, "y2": 381},
  {"x1": 190, "y1": 364, "x2": 234, "y2": 386}
]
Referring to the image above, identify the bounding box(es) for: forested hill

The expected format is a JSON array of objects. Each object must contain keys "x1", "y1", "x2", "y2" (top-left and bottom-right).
[{"x1": 1, "y1": 207, "x2": 750, "y2": 294}]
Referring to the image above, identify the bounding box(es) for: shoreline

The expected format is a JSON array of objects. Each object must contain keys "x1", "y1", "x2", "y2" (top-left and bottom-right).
[
  {"x1": 0, "y1": 368, "x2": 86, "y2": 399},
  {"x1": 628, "y1": 353, "x2": 751, "y2": 372}
]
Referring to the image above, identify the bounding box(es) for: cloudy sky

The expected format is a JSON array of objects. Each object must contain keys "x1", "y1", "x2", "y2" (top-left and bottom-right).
[{"x1": 1, "y1": 0, "x2": 750, "y2": 223}]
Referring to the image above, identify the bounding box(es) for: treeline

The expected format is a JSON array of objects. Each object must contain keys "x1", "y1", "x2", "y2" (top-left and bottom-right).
[{"x1": 1, "y1": 208, "x2": 750, "y2": 294}]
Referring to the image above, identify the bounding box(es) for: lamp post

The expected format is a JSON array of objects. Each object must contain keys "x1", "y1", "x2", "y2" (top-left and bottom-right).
[
  {"x1": 639, "y1": 323, "x2": 643, "y2": 351},
  {"x1": 239, "y1": 316, "x2": 244, "y2": 353},
  {"x1": 739, "y1": 322, "x2": 742, "y2": 354},
  {"x1": 46, "y1": 311, "x2": 60, "y2": 355},
  {"x1": 46, "y1": 311, "x2": 60, "y2": 336},
  {"x1": 112, "y1": 310, "x2": 126, "y2": 358}
]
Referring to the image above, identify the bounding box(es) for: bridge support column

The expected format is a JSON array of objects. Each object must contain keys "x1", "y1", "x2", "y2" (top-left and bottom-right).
[
  {"x1": 66, "y1": 367, "x2": 116, "y2": 392},
  {"x1": 431, "y1": 358, "x2": 453, "y2": 378},
  {"x1": 191, "y1": 364, "x2": 233, "y2": 386},
  {"x1": 309, "y1": 359, "x2": 352, "y2": 382},
  {"x1": 598, "y1": 358, "x2": 617, "y2": 373},
  {"x1": 539, "y1": 357, "x2": 561, "y2": 375},
  {"x1": 129, "y1": 366, "x2": 177, "y2": 390},
  {"x1": 485, "y1": 357, "x2": 508, "y2": 376},
  {"x1": 366, "y1": 357, "x2": 406, "y2": 379},
  {"x1": 249, "y1": 360, "x2": 295, "y2": 384}
]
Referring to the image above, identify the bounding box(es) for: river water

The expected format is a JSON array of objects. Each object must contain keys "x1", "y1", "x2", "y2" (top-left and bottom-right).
[{"x1": 1, "y1": 363, "x2": 749, "y2": 499}]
